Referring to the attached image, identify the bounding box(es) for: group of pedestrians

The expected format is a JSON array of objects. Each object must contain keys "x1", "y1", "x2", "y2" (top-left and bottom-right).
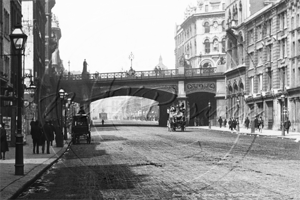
[
  {"x1": 253, "y1": 116, "x2": 264, "y2": 132},
  {"x1": 220, "y1": 115, "x2": 292, "y2": 134},
  {"x1": 218, "y1": 116, "x2": 239, "y2": 132},
  {"x1": 30, "y1": 119, "x2": 55, "y2": 154}
]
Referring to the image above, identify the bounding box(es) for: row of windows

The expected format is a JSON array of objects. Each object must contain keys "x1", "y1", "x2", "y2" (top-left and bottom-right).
[
  {"x1": 248, "y1": 12, "x2": 300, "y2": 45},
  {"x1": 204, "y1": 21, "x2": 225, "y2": 33},
  {"x1": 204, "y1": 38, "x2": 226, "y2": 53},
  {"x1": 176, "y1": 20, "x2": 225, "y2": 46}
]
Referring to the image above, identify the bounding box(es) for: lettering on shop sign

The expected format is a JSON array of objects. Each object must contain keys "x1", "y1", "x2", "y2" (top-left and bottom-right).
[{"x1": 186, "y1": 82, "x2": 216, "y2": 94}]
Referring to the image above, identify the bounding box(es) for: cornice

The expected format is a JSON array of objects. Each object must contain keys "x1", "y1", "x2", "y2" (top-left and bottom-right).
[{"x1": 224, "y1": 64, "x2": 246, "y2": 76}]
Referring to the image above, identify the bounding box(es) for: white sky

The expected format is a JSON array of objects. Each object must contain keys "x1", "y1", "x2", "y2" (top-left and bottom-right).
[{"x1": 52, "y1": 0, "x2": 195, "y2": 73}]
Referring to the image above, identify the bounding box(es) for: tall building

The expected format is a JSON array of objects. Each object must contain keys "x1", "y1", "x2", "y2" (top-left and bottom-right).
[
  {"x1": 174, "y1": 0, "x2": 226, "y2": 71},
  {"x1": 225, "y1": 0, "x2": 300, "y2": 132},
  {"x1": 0, "y1": 0, "x2": 22, "y2": 146},
  {"x1": 22, "y1": 0, "x2": 46, "y2": 122},
  {"x1": 224, "y1": 0, "x2": 271, "y2": 125}
]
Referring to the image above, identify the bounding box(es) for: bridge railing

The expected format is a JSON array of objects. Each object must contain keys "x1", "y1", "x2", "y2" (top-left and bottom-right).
[{"x1": 62, "y1": 67, "x2": 220, "y2": 81}]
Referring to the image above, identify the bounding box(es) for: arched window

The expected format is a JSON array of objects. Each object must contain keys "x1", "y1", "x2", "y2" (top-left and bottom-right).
[
  {"x1": 204, "y1": 39, "x2": 210, "y2": 53},
  {"x1": 222, "y1": 38, "x2": 226, "y2": 53},
  {"x1": 291, "y1": 17, "x2": 294, "y2": 29},
  {"x1": 204, "y1": 22, "x2": 210, "y2": 33},
  {"x1": 213, "y1": 39, "x2": 219, "y2": 52}
]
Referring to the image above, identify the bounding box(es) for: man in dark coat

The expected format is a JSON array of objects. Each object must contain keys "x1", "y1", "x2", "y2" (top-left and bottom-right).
[
  {"x1": 218, "y1": 117, "x2": 223, "y2": 128},
  {"x1": 228, "y1": 118, "x2": 233, "y2": 130},
  {"x1": 223, "y1": 118, "x2": 227, "y2": 127},
  {"x1": 31, "y1": 120, "x2": 42, "y2": 154},
  {"x1": 42, "y1": 121, "x2": 54, "y2": 154},
  {"x1": 244, "y1": 117, "x2": 250, "y2": 129},
  {"x1": 284, "y1": 117, "x2": 291, "y2": 134}
]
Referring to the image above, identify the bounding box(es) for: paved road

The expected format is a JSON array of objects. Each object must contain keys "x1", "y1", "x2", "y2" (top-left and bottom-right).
[{"x1": 17, "y1": 126, "x2": 300, "y2": 199}]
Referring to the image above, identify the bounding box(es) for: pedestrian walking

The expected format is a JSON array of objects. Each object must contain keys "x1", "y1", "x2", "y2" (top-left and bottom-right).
[
  {"x1": 244, "y1": 117, "x2": 250, "y2": 129},
  {"x1": 254, "y1": 116, "x2": 259, "y2": 132},
  {"x1": 218, "y1": 117, "x2": 223, "y2": 128},
  {"x1": 228, "y1": 118, "x2": 233, "y2": 131},
  {"x1": 284, "y1": 117, "x2": 291, "y2": 134},
  {"x1": 258, "y1": 116, "x2": 264, "y2": 133},
  {"x1": 31, "y1": 120, "x2": 42, "y2": 154},
  {"x1": 223, "y1": 118, "x2": 227, "y2": 127},
  {"x1": 43, "y1": 121, "x2": 54, "y2": 154},
  {"x1": 232, "y1": 118, "x2": 237, "y2": 130},
  {"x1": 0, "y1": 123, "x2": 9, "y2": 160}
]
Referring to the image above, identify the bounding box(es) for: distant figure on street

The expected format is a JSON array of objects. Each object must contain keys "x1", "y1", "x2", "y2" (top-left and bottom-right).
[
  {"x1": 218, "y1": 117, "x2": 223, "y2": 128},
  {"x1": 232, "y1": 118, "x2": 237, "y2": 130},
  {"x1": 43, "y1": 121, "x2": 54, "y2": 154},
  {"x1": 102, "y1": 119, "x2": 104, "y2": 126},
  {"x1": 223, "y1": 118, "x2": 227, "y2": 127},
  {"x1": 258, "y1": 116, "x2": 264, "y2": 133},
  {"x1": 284, "y1": 117, "x2": 291, "y2": 134},
  {"x1": 244, "y1": 117, "x2": 250, "y2": 129},
  {"x1": 228, "y1": 118, "x2": 233, "y2": 131},
  {"x1": 254, "y1": 116, "x2": 259, "y2": 132},
  {"x1": 31, "y1": 120, "x2": 42, "y2": 154},
  {"x1": 0, "y1": 123, "x2": 9, "y2": 160}
]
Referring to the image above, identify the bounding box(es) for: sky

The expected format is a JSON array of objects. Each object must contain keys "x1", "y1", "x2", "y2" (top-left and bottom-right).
[{"x1": 52, "y1": 0, "x2": 195, "y2": 73}]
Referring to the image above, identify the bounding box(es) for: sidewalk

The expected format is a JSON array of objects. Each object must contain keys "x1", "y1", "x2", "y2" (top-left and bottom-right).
[
  {"x1": 0, "y1": 135, "x2": 70, "y2": 200},
  {"x1": 188, "y1": 125, "x2": 300, "y2": 142}
]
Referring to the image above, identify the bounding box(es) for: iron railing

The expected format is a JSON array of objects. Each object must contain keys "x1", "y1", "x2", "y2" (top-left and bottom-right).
[{"x1": 62, "y1": 67, "x2": 220, "y2": 81}]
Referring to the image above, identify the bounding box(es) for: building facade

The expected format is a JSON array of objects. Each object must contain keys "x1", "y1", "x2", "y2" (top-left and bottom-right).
[
  {"x1": 174, "y1": 0, "x2": 226, "y2": 71},
  {"x1": 0, "y1": 0, "x2": 22, "y2": 146},
  {"x1": 225, "y1": 0, "x2": 300, "y2": 132}
]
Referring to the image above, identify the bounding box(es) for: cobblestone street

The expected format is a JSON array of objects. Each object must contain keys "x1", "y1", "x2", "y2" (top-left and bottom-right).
[{"x1": 17, "y1": 126, "x2": 300, "y2": 199}]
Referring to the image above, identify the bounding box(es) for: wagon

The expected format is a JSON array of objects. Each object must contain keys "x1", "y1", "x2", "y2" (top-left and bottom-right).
[
  {"x1": 167, "y1": 106, "x2": 186, "y2": 132},
  {"x1": 71, "y1": 114, "x2": 91, "y2": 144}
]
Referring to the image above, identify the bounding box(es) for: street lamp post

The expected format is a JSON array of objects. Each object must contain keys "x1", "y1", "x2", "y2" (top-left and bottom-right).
[
  {"x1": 208, "y1": 102, "x2": 211, "y2": 129},
  {"x1": 9, "y1": 24, "x2": 28, "y2": 175},
  {"x1": 237, "y1": 98, "x2": 240, "y2": 133},
  {"x1": 281, "y1": 94, "x2": 285, "y2": 136}
]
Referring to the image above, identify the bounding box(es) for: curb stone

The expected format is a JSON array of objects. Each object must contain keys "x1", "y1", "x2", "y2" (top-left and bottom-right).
[{"x1": 8, "y1": 141, "x2": 72, "y2": 200}]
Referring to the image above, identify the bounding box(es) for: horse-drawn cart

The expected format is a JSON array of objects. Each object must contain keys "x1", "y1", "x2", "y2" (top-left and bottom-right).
[
  {"x1": 71, "y1": 114, "x2": 91, "y2": 144},
  {"x1": 167, "y1": 105, "x2": 186, "y2": 132}
]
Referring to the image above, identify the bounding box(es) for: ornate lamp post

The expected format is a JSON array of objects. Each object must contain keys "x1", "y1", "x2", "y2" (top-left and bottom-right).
[
  {"x1": 237, "y1": 98, "x2": 240, "y2": 132},
  {"x1": 281, "y1": 94, "x2": 285, "y2": 136},
  {"x1": 9, "y1": 24, "x2": 28, "y2": 175},
  {"x1": 208, "y1": 102, "x2": 211, "y2": 129}
]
